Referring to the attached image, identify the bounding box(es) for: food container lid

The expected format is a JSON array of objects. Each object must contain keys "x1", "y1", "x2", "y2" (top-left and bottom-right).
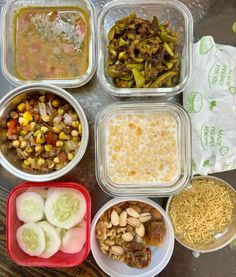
[
  {"x1": 6, "y1": 182, "x2": 91, "y2": 267},
  {"x1": 1, "y1": 0, "x2": 96, "y2": 88},
  {"x1": 95, "y1": 101, "x2": 192, "y2": 197},
  {"x1": 97, "y1": 0, "x2": 193, "y2": 97}
]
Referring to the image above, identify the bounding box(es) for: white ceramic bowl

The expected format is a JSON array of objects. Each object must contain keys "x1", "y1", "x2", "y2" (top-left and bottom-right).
[
  {"x1": 91, "y1": 197, "x2": 174, "y2": 277},
  {"x1": 166, "y1": 176, "x2": 236, "y2": 255}
]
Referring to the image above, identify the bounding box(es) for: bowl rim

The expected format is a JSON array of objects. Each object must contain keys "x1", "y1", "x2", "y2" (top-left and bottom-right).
[
  {"x1": 0, "y1": 83, "x2": 89, "y2": 181},
  {"x1": 96, "y1": 0, "x2": 193, "y2": 97},
  {"x1": 6, "y1": 181, "x2": 91, "y2": 267},
  {"x1": 166, "y1": 175, "x2": 236, "y2": 253},
  {"x1": 90, "y1": 197, "x2": 175, "y2": 277}
]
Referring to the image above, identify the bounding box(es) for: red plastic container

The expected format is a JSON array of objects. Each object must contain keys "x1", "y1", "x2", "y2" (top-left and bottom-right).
[{"x1": 6, "y1": 182, "x2": 91, "y2": 267}]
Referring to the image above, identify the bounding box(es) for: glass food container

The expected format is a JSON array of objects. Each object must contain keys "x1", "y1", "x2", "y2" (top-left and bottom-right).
[
  {"x1": 97, "y1": 0, "x2": 193, "y2": 97},
  {"x1": 1, "y1": 0, "x2": 96, "y2": 88},
  {"x1": 95, "y1": 102, "x2": 192, "y2": 197}
]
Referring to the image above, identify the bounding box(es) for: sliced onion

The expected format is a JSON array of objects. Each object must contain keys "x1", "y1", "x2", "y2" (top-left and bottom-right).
[{"x1": 38, "y1": 102, "x2": 47, "y2": 117}]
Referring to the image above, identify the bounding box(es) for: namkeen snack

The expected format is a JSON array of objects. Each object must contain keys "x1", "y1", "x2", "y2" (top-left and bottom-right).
[
  {"x1": 106, "y1": 111, "x2": 178, "y2": 184},
  {"x1": 108, "y1": 13, "x2": 180, "y2": 88},
  {"x1": 169, "y1": 178, "x2": 236, "y2": 249},
  {"x1": 96, "y1": 201, "x2": 166, "y2": 269},
  {"x1": 15, "y1": 188, "x2": 87, "y2": 258},
  {"x1": 3, "y1": 92, "x2": 82, "y2": 172},
  {"x1": 14, "y1": 7, "x2": 89, "y2": 80}
]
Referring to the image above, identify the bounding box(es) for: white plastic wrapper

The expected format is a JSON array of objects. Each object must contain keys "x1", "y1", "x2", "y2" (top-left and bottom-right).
[{"x1": 183, "y1": 36, "x2": 236, "y2": 175}]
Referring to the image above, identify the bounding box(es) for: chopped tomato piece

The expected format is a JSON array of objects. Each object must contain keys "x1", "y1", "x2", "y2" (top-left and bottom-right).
[
  {"x1": 45, "y1": 131, "x2": 58, "y2": 146},
  {"x1": 58, "y1": 151, "x2": 67, "y2": 162},
  {"x1": 7, "y1": 119, "x2": 18, "y2": 135}
]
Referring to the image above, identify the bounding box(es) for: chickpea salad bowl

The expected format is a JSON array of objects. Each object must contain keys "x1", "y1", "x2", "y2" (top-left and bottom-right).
[{"x1": 0, "y1": 84, "x2": 89, "y2": 181}]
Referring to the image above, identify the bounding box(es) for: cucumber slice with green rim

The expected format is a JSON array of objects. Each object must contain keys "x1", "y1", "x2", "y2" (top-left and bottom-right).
[
  {"x1": 44, "y1": 188, "x2": 86, "y2": 229},
  {"x1": 61, "y1": 227, "x2": 86, "y2": 254},
  {"x1": 16, "y1": 222, "x2": 45, "y2": 256},
  {"x1": 38, "y1": 221, "x2": 61, "y2": 258},
  {"x1": 16, "y1": 192, "x2": 44, "y2": 223}
]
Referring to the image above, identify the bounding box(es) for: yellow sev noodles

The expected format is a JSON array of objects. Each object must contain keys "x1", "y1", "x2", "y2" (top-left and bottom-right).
[{"x1": 169, "y1": 178, "x2": 236, "y2": 249}]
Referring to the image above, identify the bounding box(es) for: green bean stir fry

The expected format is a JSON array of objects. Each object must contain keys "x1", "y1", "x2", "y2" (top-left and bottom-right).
[
  {"x1": 5, "y1": 93, "x2": 82, "y2": 172},
  {"x1": 108, "y1": 14, "x2": 180, "y2": 89}
]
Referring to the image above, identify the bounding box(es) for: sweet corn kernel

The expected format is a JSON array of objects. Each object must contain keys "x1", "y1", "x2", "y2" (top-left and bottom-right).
[
  {"x1": 27, "y1": 157, "x2": 34, "y2": 164},
  {"x1": 23, "y1": 111, "x2": 33, "y2": 121},
  {"x1": 72, "y1": 121, "x2": 79, "y2": 128},
  {"x1": 20, "y1": 130, "x2": 28, "y2": 136},
  {"x1": 71, "y1": 130, "x2": 78, "y2": 137},
  {"x1": 23, "y1": 160, "x2": 30, "y2": 166},
  {"x1": 58, "y1": 109, "x2": 64, "y2": 115},
  {"x1": 17, "y1": 103, "x2": 26, "y2": 112},
  {"x1": 25, "y1": 146, "x2": 33, "y2": 153},
  {"x1": 41, "y1": 126, "x2": 49, "y2": 133},
  {"x1": 48, "y1": 162, "x2": 55, "y2": 169},
  {"x1": 35, "y1": 145, "x2": 42, "y2": 152},
  {"x1": 22, "y1": 150, "x2": 29, "y2": 157},
  {"x1": 45, "y1": 144, "x2": 53, "y2": 152},
  {"x1": 20, "y1": 141, "x2": 27, "y2": 149},
  {"x1": 78, "y1": 141, "x2": 81, "y2": 147},
  {"x1": 56, "y1": 141, "x2": 63, "y2": 147},
  {"x1": 42, "y1": 115, "x2": 50, "y2": 122},
  {"x1": 7, "y1": 122, "x2": 10, "y2": 127},
  {"x1": 59, "y1": 132, "x2": 68, "y2": 140},
  {"x1": 78, "y1": 124, "x2": 82, "y2": 134},
  {"x1": 52, "y1": 99, "x2": 59, "y2": 107},
  {"x1": 12, "y1": 140, "x2": 20, "y2": 147},
  {"x1": 29, "y1": 122, "x2": 36, "y2": 131},
  {"x1": 19, "y1": 136, "x2": 24, "y2": 142},
  {"x1": 37, "y1": 158, "x2": 45, "y2": 166},
  {"x1": 68, "y1": 153, "x2": 74, "y2": 161},
  {"x1": 39, "y1": 95, "x2": 46, "y2": 102},
  {"x1": 53, "y1": 126, "x2": 60, "y2": 133},
  {"x1": 36, "y1": 133, "x2": 45, "y2": 144},
  {"x1": 19, "y1": 117, "x2": 29, "y2": 126},
  {"x1": 53, "y1": 157, "x2": 60, "y2": 164}
]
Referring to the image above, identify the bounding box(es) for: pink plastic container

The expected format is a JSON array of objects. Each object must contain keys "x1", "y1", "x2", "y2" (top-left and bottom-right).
[{"x1": 6, "y1": 182, "x2": 91, "y2": 267}]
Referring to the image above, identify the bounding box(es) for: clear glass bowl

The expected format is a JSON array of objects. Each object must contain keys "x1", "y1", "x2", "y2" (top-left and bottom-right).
[
  {"x1": 1, "y1": 0, "x2": 96, "y2": 88},
  {"x1": 166, "y1": 176, "x2": 236, "y2": 253},
  {"x1": 95, "y1": 101, "x2": 192, "y2": 197},
  {"x1": 97, "y1": 0, "x2": 193, "y2": 97}
]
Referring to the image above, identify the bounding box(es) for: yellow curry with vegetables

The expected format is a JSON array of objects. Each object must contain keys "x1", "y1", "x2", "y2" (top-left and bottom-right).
[{"x1": 14, "y1": 7, "x2": 89, "y2": 80}]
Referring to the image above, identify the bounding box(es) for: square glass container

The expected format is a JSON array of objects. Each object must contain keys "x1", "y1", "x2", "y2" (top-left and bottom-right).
[
  {"x1": 1, "y1": 0, "x2": 96, "y2": 88},
  {"x1": 97, "y1": 0, "x2": 193, "y2": 97},
  {"x1": 6, "y1": 182, "x2": 91, "y2": 267},
  {"x1": 95, "y1": 102, "x2": 192, "y2": 197}
]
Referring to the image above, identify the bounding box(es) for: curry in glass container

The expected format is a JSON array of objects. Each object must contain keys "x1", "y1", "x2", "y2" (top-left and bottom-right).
[{"x1": 14, "y1": 7, "x2": 89, "y2": 80}]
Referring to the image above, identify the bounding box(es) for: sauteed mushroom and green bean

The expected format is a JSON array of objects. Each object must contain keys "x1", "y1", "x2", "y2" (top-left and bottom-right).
[
  {"x1": 108, "y1": 14, "x2": 180, "y2": 89},
  {"x1": 4, "y1": 93, "x2": 82, "y2": 172}
]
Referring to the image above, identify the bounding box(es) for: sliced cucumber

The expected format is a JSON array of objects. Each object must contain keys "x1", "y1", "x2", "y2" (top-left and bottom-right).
[
  {"x1": 44, "y1": 188, "x2": 86, "y2": 229},
  {"x1": 38, "y1": 221, "x2": 61, "y2": 258},
  {"x1": 16, "y1": 222, "x2": 45, "y2": 256},
  {"x1": 16, "y1": 192, "x2": 44, "y2": 223},
  {"x1": 26, "y1": 188, "x2": 47, "y2": 199},
  {"x1": 61, "y1": 227, "x2": 86, "y2": 254},
  {"x1": 56, "y1": 227, "x2": 67, "y2": 240}
]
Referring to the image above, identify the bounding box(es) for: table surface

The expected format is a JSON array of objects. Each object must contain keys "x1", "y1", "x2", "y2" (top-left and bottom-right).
[{"x1": 0, "y1": 0, "x2": 236, "y2": 276}]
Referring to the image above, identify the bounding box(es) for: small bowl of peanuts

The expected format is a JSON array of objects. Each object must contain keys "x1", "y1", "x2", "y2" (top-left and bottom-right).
[{"x1": 90, "y1": 197, "x2": 174, "y2": 277}]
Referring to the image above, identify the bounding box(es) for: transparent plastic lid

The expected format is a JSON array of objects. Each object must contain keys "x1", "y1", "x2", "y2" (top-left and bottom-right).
[
  {"x1": 97, "y1": 0, "x2": 193, "y2": 97},
  {"x1": 95, "y1": 102, "x2": 192, "y2": 197},
  {"x1": 1, "y1": 0, "x2": 96, "y2": 88}
]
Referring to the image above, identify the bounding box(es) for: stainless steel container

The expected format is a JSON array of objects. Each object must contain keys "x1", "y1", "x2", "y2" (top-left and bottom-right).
[{"x1": 0, "y1": 83, "x2": 89, "y2": 181}]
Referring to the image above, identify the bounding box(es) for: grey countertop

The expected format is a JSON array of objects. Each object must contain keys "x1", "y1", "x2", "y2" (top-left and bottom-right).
[{"x1": 0, "y1": 0, "x2": 236, "y2": 276}]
